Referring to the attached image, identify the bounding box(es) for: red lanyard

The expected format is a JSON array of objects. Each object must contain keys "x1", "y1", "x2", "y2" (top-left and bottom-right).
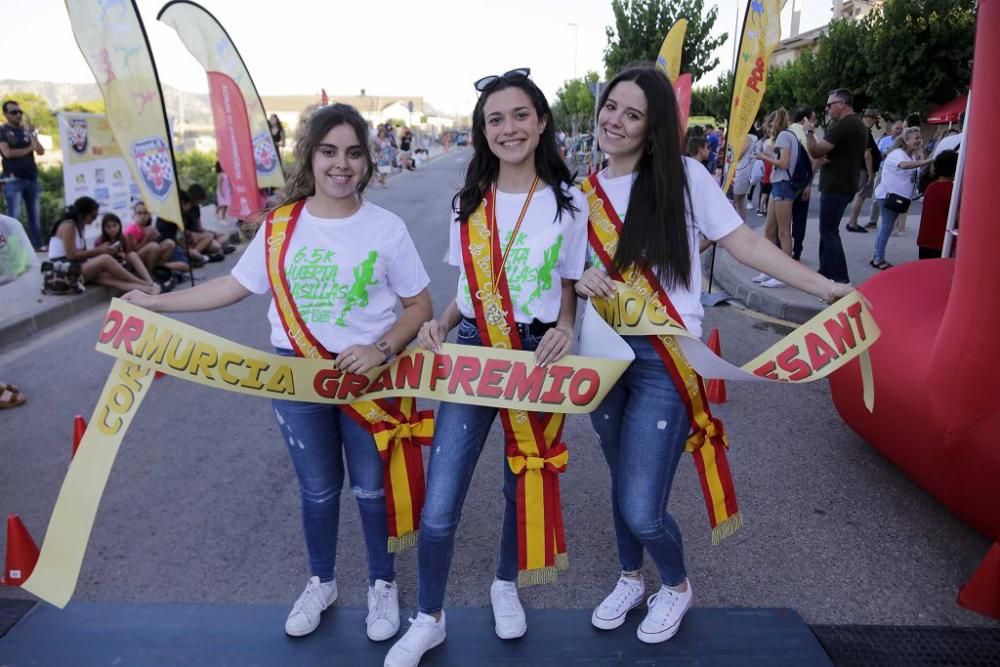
[{"x1": 490, "y1": 175, "x2": 540, "y2": 290}]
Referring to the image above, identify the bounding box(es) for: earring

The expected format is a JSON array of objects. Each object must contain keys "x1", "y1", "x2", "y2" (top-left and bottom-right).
[{"x1": 646, "y1": 141, "x2": 654, "y2": 155}]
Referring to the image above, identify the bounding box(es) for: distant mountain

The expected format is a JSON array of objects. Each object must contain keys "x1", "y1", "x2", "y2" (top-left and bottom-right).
[{"x1": 0, "y1": 79, "x2": 213, "y2": 125}]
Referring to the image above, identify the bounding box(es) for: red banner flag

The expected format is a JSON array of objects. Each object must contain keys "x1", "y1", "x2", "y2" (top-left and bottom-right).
[
  {"x1": 208, "y1": 72, "x2": 257, "y2": 219},
  {"x1": 674, "y1": 73, "x2": 692, "y2": 131}
]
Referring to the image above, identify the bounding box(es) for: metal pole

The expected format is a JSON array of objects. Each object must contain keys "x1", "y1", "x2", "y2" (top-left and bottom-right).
[{"x1": 941, "y1": 89, "x2": 973, "y2": 258}]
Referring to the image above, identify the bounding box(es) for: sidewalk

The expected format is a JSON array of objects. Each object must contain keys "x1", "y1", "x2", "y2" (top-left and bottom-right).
[
  {"x1": 709, "y1": 195, "x2": 927, "y2": 323},
  {"x1": 0, "y1": 145, "x2": 452, "y2": 351}
]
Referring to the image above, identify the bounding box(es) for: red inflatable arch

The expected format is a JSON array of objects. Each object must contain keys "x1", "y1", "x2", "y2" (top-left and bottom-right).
[{"x1": 829, "y1": 0, "x2": 1000, "y2": 618}]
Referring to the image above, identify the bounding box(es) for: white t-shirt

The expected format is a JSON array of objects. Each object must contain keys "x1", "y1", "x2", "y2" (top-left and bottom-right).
[
  {"x1": 874, "y1": 148, "x2": 917, "y2": 200},
  {"x1": 448, "y1": 184, "x2": 589, "y2": 324},
  {"x1": 770, "y1": 130, "x2": 799, "y2": 183},
  {"x1": 232, "y1": 200, "x2": 430, "y2": 353},
  {"x1": 590, "y1": 157, "x2": 742, "y2": 338}
]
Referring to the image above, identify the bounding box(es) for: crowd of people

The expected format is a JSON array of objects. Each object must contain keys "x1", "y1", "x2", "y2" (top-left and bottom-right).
[{"x1": 706, "y1": 90, "x2": 961, "y2": 286}]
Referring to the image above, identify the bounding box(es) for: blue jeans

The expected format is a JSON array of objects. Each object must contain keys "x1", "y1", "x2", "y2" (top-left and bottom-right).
[
  {"x1": 4, "y1": 176, "x2": 42, "y2": 249},
  {"x1": 791, "y1": 189, "x2": 810, "y2": 260},
  {"x1": 590, "y1": 336, "x2": 689, "y2": 587},
  {"x1": 417, "y1": 318, "x2": 547, "y2": 614},
  {"x1": 272, "y1": 348, "x2": 393, "y2": 585},
  {"x1": 872, "y1": 198, "x2": 901, "y2": 263},
  {"x1": 818, "y1": 191, "x2": 854, "y2": 283}
]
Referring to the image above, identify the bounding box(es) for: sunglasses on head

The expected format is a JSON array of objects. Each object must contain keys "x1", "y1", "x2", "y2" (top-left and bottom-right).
[{"x1": 474, "y1": 68, "x2": 531, "y2": 93}]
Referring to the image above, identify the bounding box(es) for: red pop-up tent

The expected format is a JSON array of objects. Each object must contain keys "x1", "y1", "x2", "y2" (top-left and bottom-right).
[{"x1": 927, "y1": 93, "x2": 968, "y2": 124}]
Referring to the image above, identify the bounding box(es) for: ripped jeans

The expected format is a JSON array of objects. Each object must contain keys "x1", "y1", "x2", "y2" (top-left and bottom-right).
[
  {"x1": 589, "y1": 335, "x2": 689, "y2": 586},
  {"x1": 272, "y1": 350, "x2": 393, "y2": 585}
]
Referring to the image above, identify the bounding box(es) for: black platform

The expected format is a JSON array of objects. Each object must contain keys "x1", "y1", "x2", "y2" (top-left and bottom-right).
[{"x1": 0, "y1": 601, "x2": 830, "y2": 666}]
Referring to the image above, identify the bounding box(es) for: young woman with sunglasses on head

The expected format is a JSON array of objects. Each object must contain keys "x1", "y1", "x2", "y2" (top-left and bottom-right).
[
  {"x1": 575, "y1": 65, "x2": 854, "y2": 645},
  {"x1": 384, "y1": 69, "x2": 589, "y2": 667},
  {"x1": 123, "y1": 103, "x2": 432, "y2": 643}
]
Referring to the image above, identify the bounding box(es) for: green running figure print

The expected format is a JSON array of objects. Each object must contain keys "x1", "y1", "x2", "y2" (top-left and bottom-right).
[{"x1": 336, "y1": 251, "x2": 379, "y2": 325}]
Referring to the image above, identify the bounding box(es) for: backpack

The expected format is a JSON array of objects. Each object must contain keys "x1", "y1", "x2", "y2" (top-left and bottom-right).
[{"x1": 788, "y1": 137, "x2": 814, "y2": 192}]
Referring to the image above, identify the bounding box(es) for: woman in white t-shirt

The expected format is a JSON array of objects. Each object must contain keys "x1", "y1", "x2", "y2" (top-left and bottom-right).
[
  {"x1": 574, "y1": 65, "x2": 855, "y2": 646},
  {"x1": 385, "y1": 70, "x2": 587, "y2": 665},
  {"x1": 870, "y1": 126, "x2": 933, "y2": 270},
  {"x1": 123, "y1": 104, "x2": 432, "y2": 642}
]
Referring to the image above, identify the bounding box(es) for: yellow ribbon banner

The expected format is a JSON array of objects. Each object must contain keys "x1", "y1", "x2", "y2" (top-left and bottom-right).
[
  {"x1": 590, "y1": 283, "x2": 878, "y2": 410},
  {"x1": 21, "y1": 290, "x2": 876, "y2": 608}
]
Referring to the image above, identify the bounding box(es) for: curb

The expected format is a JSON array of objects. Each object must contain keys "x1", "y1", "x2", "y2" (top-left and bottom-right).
[
  {"x1": 0, "y1": 285, "x2": 115, "y2": 350},
  {"x1": 709, "y1": 247, "x2": 823, "y2": 324}
]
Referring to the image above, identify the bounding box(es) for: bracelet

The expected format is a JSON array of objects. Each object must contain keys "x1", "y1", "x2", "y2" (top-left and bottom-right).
[{"x1": 825, "y1": 280, "x2": 838, "y2": 304}]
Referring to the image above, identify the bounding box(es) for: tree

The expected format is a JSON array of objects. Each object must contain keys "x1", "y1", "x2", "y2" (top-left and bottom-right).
[
  {"x1": 863, "y1": 0, "x2": 975, "y2": 116},
  {"x1": 762, "y1": 50, "x2": 821, "y2": 118},
  {"x1": 62, "y1": 100, "x2": 106, "y2": 114},
  {"x1": 604, "y1": 0, "x2": 727, "y2": 82},
  {"x1": 809, "y1": 17, "x2": 875, "y2": 112},
  {"x1": 1, "y1": 92, "x2": 56, "y2": 136},
  {"x1": 690, "y1": 71, "x2": 733, "y2": 122},
  {"x1": 552, "y1": 71, "x2": 599, "y2": 136}
]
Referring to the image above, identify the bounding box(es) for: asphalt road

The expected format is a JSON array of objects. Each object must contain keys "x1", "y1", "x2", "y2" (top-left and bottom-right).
[{"x1": 0, "y1": 149, "x2": 993, "y2": 628}]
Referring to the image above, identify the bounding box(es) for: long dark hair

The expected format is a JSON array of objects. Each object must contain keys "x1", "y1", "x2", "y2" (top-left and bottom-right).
[
  {"x1": 50, "y1": 196, "x2": 99, "y2": 239},
  {"x1": 454, "y1": 77, "x2": 576, "y2": 223},
  {"x1": 599, "y1": 65, "x2": 691, "y2": 289},
  {"x1": 98, "y1": 212, "x2": 124, "y2": 245},
  {"x1": 276, "y1": 103, "x2": 374, "y2": 208}
]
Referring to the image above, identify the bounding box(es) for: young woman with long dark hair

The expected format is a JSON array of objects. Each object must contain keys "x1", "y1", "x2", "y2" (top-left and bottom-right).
[
  {"x1": 575, "y1": 65, "x2": 853, "y2": 645},
  {"x1": 384, "y1": 69, "x2": 588, "y2": 667},
  {"x1": 124, "y1": 103, "x2": 432, "y2": 642}
]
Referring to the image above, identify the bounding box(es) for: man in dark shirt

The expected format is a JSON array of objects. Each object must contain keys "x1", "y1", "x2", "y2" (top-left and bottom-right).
[
  {"x1": 804, "y1": 88, "x2": 868, "y2": 283},
  {"x1": 0, "y1": 100, "x2": 46, "y2": 251}
]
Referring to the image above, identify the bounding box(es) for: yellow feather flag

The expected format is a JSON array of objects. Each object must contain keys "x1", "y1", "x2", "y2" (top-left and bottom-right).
[
  {"x1": 64, "y1": 0, "x2": 183, "y2": 228},
  {"x1": 656, "y1": 18, "x2": 688, "y2": 83},
  {"x1": 721, "y1": 0, "x2": 787, "y2": 193},
  {"x1": 157, "y1": 1, "x2": 286, "y2": 190}
]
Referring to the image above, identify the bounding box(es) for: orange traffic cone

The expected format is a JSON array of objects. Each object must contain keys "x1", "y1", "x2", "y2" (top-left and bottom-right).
[
  {"x1": 72, "y1": 415, "x2": 87, "y2": 458},
  {"x1": 958, "y1": 542, "x2": 1000, "y2": 619},
  {"x1": 1, "y1": 514, "x2": 39, "y2": 586},
  {"x1": 706, "y1": 328, "x2": 727, "y2": 404}
]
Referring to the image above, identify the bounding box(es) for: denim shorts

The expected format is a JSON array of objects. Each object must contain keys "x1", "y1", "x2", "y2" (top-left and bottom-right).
[{"x1": 771, "y1": 180, "x2": 799, "y2": 201}]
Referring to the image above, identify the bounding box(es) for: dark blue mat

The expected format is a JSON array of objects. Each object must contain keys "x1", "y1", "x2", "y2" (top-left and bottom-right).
[{"x1": 0, "y1": 602, "x2": 830, "y2": 666}]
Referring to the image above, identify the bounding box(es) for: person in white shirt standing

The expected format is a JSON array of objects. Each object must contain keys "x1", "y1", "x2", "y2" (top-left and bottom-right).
[
  {"x1": 124, "y1": 103, "x2": 433, "y2": 643},
  {"x1": 386, "y1": 69, "x2": 588, "y2": 667},
  {"x1": 574, "y1": 64, "x2": 855, "y2": 648}
]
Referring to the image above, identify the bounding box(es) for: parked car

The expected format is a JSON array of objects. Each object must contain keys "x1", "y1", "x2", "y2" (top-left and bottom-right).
[{"x1": 455, "y1": 132, "x2": 470, "y2": 146}]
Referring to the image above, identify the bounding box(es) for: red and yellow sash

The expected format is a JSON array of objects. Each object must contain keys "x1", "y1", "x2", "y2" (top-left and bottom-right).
[
  {"x1": 265, "y1": 201, "x2": 434, "y2": 552},
  {"x1": 461, "y1": 189, "x2": 570, "y2": 585},
  {"x1": 581, "y1": 175, "x2": 742, "y2": 544}
]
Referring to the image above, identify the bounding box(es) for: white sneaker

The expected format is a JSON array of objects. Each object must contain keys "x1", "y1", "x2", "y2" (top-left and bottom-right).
[
  {"x1": 752, "y1": 272, "x2": 771, "y2": 283},
  {"x1": 591, "y1": 575, "x2": 645, "y2": 630},
  {"x1": 384, "y1": 611, "x2": 446, "y2": 667},
  {"x1": 637, "y1": 580, "x2": 693, "y2": 644},
  {"x1": 490, "y1": 579, "x2": 527, "y2": 639},
  {"x1": 285, "y1": 576, "x2": 338, "y2": 637},
  {"x1": 367, "y1": 579, "x2": 401, "y2": 641},
  {"x1": 761, "y1": 277, "x2": 786, "y2": 288}
]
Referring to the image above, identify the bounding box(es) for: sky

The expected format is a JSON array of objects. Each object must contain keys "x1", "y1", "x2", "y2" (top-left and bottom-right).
[{"x1": 3, "y1": 0, "x2": 831, "y2": 115}]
